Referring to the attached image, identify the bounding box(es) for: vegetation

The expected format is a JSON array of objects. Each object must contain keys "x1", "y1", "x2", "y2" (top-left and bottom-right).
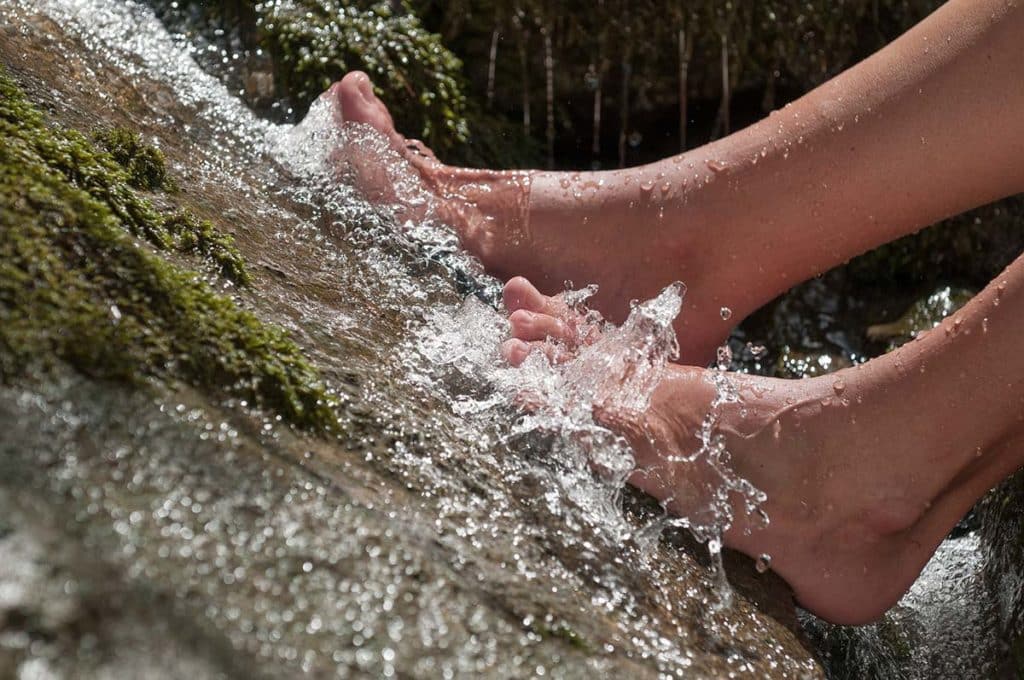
[
  {"x1": 93, "y1": 126, "x2": 176, "y2": 191},
  {"x1": 411, "y1": 0, "x2": 946, "y2": 168},
  {"x1": 0, "y1": 68, "x2": 339, "y2": 432}
]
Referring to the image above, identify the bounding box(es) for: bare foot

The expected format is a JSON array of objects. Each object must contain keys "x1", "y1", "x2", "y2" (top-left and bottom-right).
[
  {"x1": 502, "y1": 275, "x2": 1022, "y2": 625},
  {"x1": 320, "y1": 72, "x2": 747, "y2": 364}
]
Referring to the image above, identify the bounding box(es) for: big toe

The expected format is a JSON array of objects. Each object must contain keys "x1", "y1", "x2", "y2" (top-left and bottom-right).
[{"x1": 331, "y1": 72, "x2": 399, "y2": 140}]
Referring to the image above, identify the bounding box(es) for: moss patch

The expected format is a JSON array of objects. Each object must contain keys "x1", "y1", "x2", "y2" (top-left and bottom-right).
[
  {"x1": 92, "y1": 126, "x2": 175, "y2": 192},
  {"x1": 0, "y1": 67, "x2": 339, "y2": 433}
]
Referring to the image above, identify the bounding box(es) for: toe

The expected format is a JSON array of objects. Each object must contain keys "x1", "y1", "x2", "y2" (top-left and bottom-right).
[
  {"x1": 501, "y1": 337, "x2": 573, "y2": 367},
  {"x1": 501, "y1": 338, "x2": 532, "y2": 367},
  {"x1": 503, "y1": 277, "x2": 548, "y2": 313},
  {"x1": 509, "y1": 309, "x2": 574, "y2": 344},
  {"x1": 335, "y1": 72, "x2": 398, "y2": 138}
]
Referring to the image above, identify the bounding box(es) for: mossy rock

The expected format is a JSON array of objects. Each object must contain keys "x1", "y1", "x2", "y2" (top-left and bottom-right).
[
  {"x1": 92, "y1": 126, "x2": 175, "y2": 192},
  {"x1": 149, "y1": 0, "x2": 539, "y2": 168},
  {"x1": 0, "y1": 66, "x2": 339, "y2": 433}
]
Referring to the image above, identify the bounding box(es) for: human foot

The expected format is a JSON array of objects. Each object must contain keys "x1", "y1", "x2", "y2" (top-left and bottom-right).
[
  {"x1": 503, "y1": 274, "x2": 1024, "y2": 625},
  {"x1": 321, "y1": 73, "x2": 763, "y2": 364}
]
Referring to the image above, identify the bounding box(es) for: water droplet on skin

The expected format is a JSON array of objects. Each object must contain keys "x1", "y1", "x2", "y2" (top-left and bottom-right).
[
  {"x1": 705, "y1": 158, "x2": 728, "y2": 173},
  {"x1": 559, "y1": 178, "x2": 570, "y2": 189},
  {"x1": 832, "y1": 379, "x2": 846, "y2": 394},
  {"x1": 982, "y1": 317, "x2": 989, "y2": 333},
  {"x1": 720, "y1": 307, "x2": 732, "y2": 320},
  {"x1": 755, "y1": 554, "x2": 772, "y2": 573},
  {"x1": 639, "y1": 180, "x2": 655, "y2": 196},
  {"x1": 660, "y1": 181, "x2": 672, "y2": 196}
]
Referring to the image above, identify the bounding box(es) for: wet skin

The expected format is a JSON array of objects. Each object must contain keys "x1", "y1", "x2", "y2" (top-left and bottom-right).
[{"x1": 321, "y1": 0, "x2": 1024, "y2": 624}]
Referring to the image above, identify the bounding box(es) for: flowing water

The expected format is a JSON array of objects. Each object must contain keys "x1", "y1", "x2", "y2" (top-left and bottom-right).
[
  {"x1": 0, "y1": 1, "x2": 1005, "y2": 678},
  {"x1": 0, "y1": 0, "x2": 818, "y2": 677}
]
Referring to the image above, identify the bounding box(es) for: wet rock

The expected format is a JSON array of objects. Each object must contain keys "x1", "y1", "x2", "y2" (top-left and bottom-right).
[
  {"x1": 865, "y1": 285, "x2": 974, "y2": 351},
  {"x1": 978, "y1": 470, "x2": 1024, "y2": 677}
]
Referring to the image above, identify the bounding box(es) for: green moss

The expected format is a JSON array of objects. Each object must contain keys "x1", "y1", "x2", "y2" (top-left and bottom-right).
[
  {"x1": 0, "y1": 67, "x2": 339, "y2": 433},
  {"x1": 92, "y1": 126, "x2": 174, "y2": 192}
]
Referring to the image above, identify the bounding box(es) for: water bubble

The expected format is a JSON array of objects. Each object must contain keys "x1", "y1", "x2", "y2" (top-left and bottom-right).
[
  {"x1": 716, "y1": 345, "x2": 732, "y2": 370},
  {"x1": 719, "y1": 307, "x2": 732, "y2": 321},
  {"x1": 755, "y1": 554, "x2": 772, "y2": 574}
]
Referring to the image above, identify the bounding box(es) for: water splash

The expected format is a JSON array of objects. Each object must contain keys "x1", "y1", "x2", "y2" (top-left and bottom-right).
[{"x1": 410, "y1": 279, "x2": 767, "y2": 568}]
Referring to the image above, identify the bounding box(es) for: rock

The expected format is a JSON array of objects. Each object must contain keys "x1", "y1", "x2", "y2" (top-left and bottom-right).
[{"x1": 865, "y1": 285, "x2": 974, "y2": 350}]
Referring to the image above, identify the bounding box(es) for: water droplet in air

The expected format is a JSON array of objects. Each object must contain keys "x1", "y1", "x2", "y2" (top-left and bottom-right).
[
  {"x1": 720, "y1": 306, "x2": 732, "y2": 320},
  {"x1": 755, "y1": 554, "x2": 772, "y2": 573},
  {"x1": 716, "y1": 345, "x2": 732, "y2": 370},
  {"x1": 746, "y1": 342, "x2": 767, "y2": 358}
]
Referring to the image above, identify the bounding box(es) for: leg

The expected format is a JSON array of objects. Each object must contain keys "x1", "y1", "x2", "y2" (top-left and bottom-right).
[
  {"x1": 324, "y1": 0, "x2": 1024, "y2": 363},
  {"x1": 530, "y1": 245, "x2": 1023, "y2": 624}
]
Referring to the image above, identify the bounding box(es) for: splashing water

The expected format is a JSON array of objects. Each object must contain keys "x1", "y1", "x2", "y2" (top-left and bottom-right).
[{"x1": 275, "y1": 90, "x2": 772, "y2": 583}]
